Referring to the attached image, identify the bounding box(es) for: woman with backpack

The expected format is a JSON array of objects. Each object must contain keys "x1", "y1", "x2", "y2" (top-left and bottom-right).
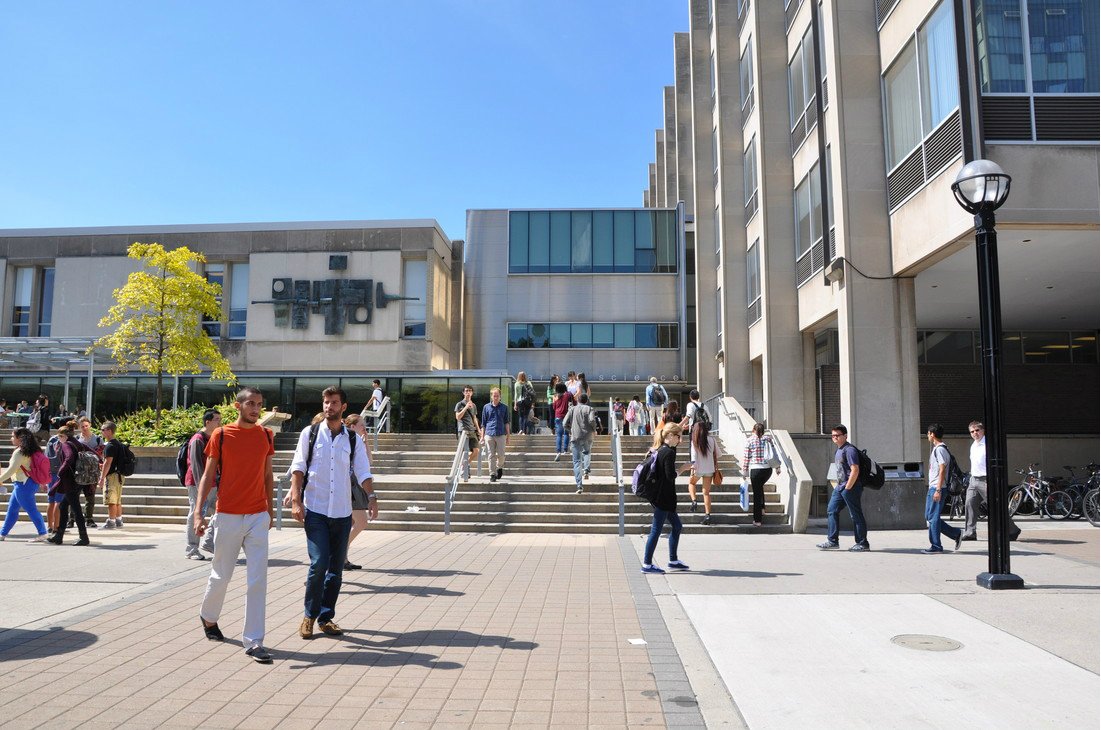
[
  {"x1": 0, "y1": 427, "x2": 51, "y2": 542},
  {"x1": 741, "y1": 423, "x2": 781, "y2": 527},
  {"x1": 652, "y1": 400, "x2": 690, "y2": 448},
  {"x1": 688, "y1": 420, "x2": 723, "y2": 525},
  {"x1": 343, "y1": 413, "x2": 375, "y2": 570},
  {"x1": 513, "y1": 372, "x2": 536, "y2": 436},
  {"x1": 47, "y1": 425, "x2": 89, "y2": 545},
  {"x1": 641, "y1": 423, "x2": 693, "y2": 574},
  {"x1": 545, "y1": 375, "x2": 561, "y2": 428},
  {"x1": 552, "y1": 382, "x2": 571, "y2": 462},
  {"x1": 625, "y1": 396, "x2": 645, "y2": 437}
]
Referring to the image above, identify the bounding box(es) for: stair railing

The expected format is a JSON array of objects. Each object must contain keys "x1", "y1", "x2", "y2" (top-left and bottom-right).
[
  {"x1": 444, "y1": 430, "x2": 470, "y2": 535},
  {"x1": 367, "y1": 397, "x2": 391, "y2": 452},
  {"x1": 700, "y1": 392, "x2": 725, "y2": 433},
  {"x1": 609, "y1": 398, "x2": 625, "y2": 537}
]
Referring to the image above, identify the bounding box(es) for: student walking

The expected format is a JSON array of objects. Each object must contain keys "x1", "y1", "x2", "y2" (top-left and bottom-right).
[
  {"x1": 513, "y1": 372, "x2": 536, "y2": 436},
  {"x1": 552, "y1": 382, "x2": 571, "y2": 460},
  {"x1": 74, "y1": 418, "x2": 103, "y2": 528},
  {"x1": 741, "y1": 423, "x2": 780, "y2": 527},
  {"x1": 961, "y1": 420, "x2": 1020, "y2": 542},
  {"x1": 688, "y1": 420, "x2": 723, "y2": 525},
  {"x1": 290, "y1": 387, "x2": 375, "y2": 639},
  {"x1": 97, "y1": 422, "x2": 125, "y2": 529},
  {"x1": 47, "y1": 425, "x2": 89, "y2": 546},
  {"x1": 645, "y1": 377, "x2": 668, "y2": 434},
  {"x1": 626, "y1": 396, "x2": 645, "y2": 436},
  {"x1": 0, "y1": 427, "x2": 50, "y2": 542},
  {"x1": 480, "y1": 388, "x2": 510, "y2": 482},
  {"x1": 342, "y1": 413, "x2": 375, "y2": 570},
  {"x1": 563, "y1": 393, "x2": 597, "y2": 493},
  {"x1": 545, "y1": 376, "x2": 561, "y2": 429},
  {"x1": 184, "y1": 410, "x2": 221, "y2": 560},
  {"x1": 641, "y1": 423, "x2": 693, "y2": 574},
  {"x1": 453, "y1": 386, "x2": 481, "y2": 481},
  {"x1": 923, "y1": 424, "x2": 963, "y2": 554},
  {"x1": 195, "y1": 387, "x2": 277, "y2": 664},
  {"x1": 818, "y1": 424, "x2": 870, "y2": 552}
]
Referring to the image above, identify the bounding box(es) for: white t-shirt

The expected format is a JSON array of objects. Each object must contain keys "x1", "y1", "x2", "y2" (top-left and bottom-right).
[
  {"x1": 970, "y1": 437, "x2": 986, "y2": 478},
  {"x1": 370, "y1": 388, "x2": 384, "y2": 410}
]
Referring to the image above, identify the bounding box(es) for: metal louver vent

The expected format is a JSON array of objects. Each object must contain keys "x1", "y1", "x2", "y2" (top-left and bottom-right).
[
  {"x1": 806, "y1": 98, "x2": 818, "y2": 131},
  {"x1": 982, "y1": 96, "x2": 1032, "y2": 141},
  {"x1": 828, "y1": 228, "x2": 836, "y2": 261},
  {"x1": 796, "y1": 250, "x2": 813, "y2": 285},
  {"x1": 822, "y1": 78, "x2": 829, "y2": 108},
  {"x1": 925, "y1": 111, "x2": 963, "y2": 176},
  {"x1": 791, "y1": 114, "x2": 808, "y2": 154},
  {"x1": 887, "y1": 146, "x2": 925, "y2": 209},
  {"x1": 1034, "y1": 97, "x2": 1100, "y2": 141},
  {"x1": 785, "y1": 0, "x2": 803, "y2": 31},
  {"x1": 745, "y1": 191, "x2": 759, "y2": 223},
  {"x1": 811, "y1": 238, "x2": 825, "y2": 273},
  {"x1": 747, "y1": 299, "x2": 761, "y2": 326},
  {"x1": 877, "y1": 0, "x2": 901, "y2": 26}
]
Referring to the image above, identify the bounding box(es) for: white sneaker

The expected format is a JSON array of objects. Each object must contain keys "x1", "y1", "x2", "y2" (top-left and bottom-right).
[
  {"x1": 100, "y1": 520, "x2": 116, "y2": 530},
  {"x1": 115, "y1": 517, "x2": 124, "y2": 527},
  {"x1": 0, "y1": 534, "x2": 5, "y2": 541},
  {"x1": 28, "y1": 534, "x2": 49, "y2": 543}
]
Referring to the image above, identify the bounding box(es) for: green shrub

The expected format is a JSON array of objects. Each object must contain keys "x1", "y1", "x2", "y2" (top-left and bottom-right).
[{"x1": 112, "y1": 401, "x2": 239, "y2": 446}]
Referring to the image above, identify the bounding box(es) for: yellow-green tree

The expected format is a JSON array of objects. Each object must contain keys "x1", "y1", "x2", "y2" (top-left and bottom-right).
[{"x1": 95, "y1": 242, "x2": 235, "y2": 428}]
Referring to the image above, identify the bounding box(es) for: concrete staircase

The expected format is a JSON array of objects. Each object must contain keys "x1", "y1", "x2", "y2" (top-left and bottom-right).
[{"x1": 0, "y1": 431, "x2": 788, "y2": 534}]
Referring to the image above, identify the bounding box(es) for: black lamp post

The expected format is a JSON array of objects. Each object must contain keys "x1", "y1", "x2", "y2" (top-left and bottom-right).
[{"x1": 951, "y1": 159, "x2": 1024, "y2": 590}]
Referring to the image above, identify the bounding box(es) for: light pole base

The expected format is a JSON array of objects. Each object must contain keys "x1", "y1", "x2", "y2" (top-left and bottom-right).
[{"x1": 976, "y1": 572, "x2": 1025, "y2": 590}]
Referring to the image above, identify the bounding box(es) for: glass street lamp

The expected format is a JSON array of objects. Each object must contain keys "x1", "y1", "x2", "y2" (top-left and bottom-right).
[{"x1": 951, "y1": 159, "x2": 1023, "y2": 590}]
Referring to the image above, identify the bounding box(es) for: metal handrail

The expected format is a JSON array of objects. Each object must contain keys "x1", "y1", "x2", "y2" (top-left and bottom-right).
[
  {"x1": 609, "y1": 398, "x2": 625, "y2": 536},
  {"x1": 444, "y1": 431, "x2": 469, "y2": 535},
  {"x1": 701, "y1": 392, "x2": 725, "y2": 433},
  {"x1": 369, "y1": 397, "x2": 391, "y2": 452}
]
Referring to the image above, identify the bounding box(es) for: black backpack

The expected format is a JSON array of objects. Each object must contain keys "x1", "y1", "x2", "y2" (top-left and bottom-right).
[
  {"x1": 852, "y1": 444, "x2": 885, "y2": 489},
  {"x1": 114, "y1": 440, "x2": 137, "y2": 477},
  {"x1": 176, "y1": 432, "x2": 207, "y2": 486},
  {"x1": 690, "y1": 402, "x2": 711, "y2": 429},
  {"x1": 651, "y1": 386, "x2": 666, "y2": 406},
  {"x1": 937, "y1": 444, "x2": 968, "y2": 495}
]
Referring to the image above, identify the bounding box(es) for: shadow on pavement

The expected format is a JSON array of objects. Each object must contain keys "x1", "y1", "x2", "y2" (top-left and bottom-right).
[
  {"x1": 1019, "y1": 538, "x2": 1087, "y2": 545},
  {"x1": 359, "y1": 567, "x2": 481, "y2": 578},
  {"x1": 280, "y1": 631, "x2": 471, "y2": 670},
  {"x1": 692, "y1": 569, "x2": 803, "y2": 578},
  {"x1": 1025, "y1": 584, "x2": 1100, "y2": 591},
  {"x1": 342, "y1": 582, "x2": 465, "y2": 598},
  {"x1": 348, "y1": 629, "x2": 538, "y2": 652},
  {"x1": 90, "y1": 543, "x2": 157, "y2": 551},
  {"x1": 0, "y1": 627, "x2": 97, "y2": 661},
  {"x1": 266, "y1": 558, "x2": 307, "y2": 567}
]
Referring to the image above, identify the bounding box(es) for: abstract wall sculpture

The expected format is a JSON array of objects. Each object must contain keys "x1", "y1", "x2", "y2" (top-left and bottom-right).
[{"x1": 254, "y1": 279, "x2": 418, "y2": 336}]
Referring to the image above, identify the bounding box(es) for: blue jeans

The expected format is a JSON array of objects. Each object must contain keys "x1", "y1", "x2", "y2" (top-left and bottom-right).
[
  {"x1": 826, "y1": 485, "x2": 868, "y2": 546},
  {"x1": 926, "y1": 488, "x2": 961, "y2": 550},
  {"x1": 2, "y1": 480, "x2": 47, "y2": 536},
  {"x1": 570, "y1": 440, "x2": 592, "y2": 487},
  {"x1": 555, "y1": 417, "x2": 570, "y2": 453},
  {"x1": 644, "y1": 507, "x2": 682, "y2": 565},
  {"x1": 304, "y1": 510, "x2": 352, "y2": 623}
]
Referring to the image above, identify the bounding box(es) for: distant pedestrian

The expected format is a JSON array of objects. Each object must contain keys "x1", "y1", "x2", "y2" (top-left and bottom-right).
[
  {"x1": 653, "y1": 400, "x2": 689, "y2": 447},
  {"x1": 923, "y1": 424, "x2": 963, "y2": 553},
  {"x1": 343, "y1": 413, "x2": 376, "y2": 570},
  {"x1": 545, "y1": 375, "x2": 561, "y2": 427},
  {"x1": 961, "y1": 420, "x2": 1021, "y2": 542},
  {"x1": 480, "y1": 387, "x2": 510, "y2": 482},
  {"x1": 47, "y1": 425, "x2": 89, "y2": 546},
  {"x1": 612, "y1": 398, "x2": 625, "y2": 433},
  {"x1": 645, "y1": 377, "x2": 668, "y2": 434},
  {"x1": 626, "y1": 396, "x2": 645, "y2": 436},
  {"x1": 564, "y1": 393, "x2": 597, "y2": 494},
  {"x1": 195, "y1": 387, "x2": 276, "y2": 664},
  {"x1": 74, "y1": 417, "x2": 103, "y2": 529},
  {"x1": 818, "y1": 424, "x2": 869, "y2": 551},
  {"x1": 514, "y1": 372, "x2": 536, "y2": 435},
  {"x1": 641, "y1": 423, "x2": 693, "y2": 574},
  {"x1": 453, "y1": 386, "x2": 481, "y2": 481},
  {"x1": 184, "y1": 409, "x2": 221, "y2": 560},
  {"x1": 27, "y1": 396, "x2": 50, "y2": 444},
  {"x1": 688, "y1": 420, "x2": 723, "y2": 525},
  {"x1": 741, "y1": 423, "x2": 780, "y2": 527},
  {"x1": 0, "y1": 427, "x2": 50, "y2": 542},
  {"x1": 685, "y1": 390, "x2": 704, "y2": 425},
  {"x1": 290, "y1": 386, "x2": 375, "y2": 639},
  {"x1": 97, "y1": 422, "x2": 125, "y2": 529},
  {"x1": 565, "y1": 371, "x2": 581, "y2": 403},
  {"x1": 577, "y1": 372, "x2": 592, "y2": 401},
  {"x1": 362, "y1": 379, "x2": 385, "y2": 431},
  {"x1": 552, "y1": 382, "x2": 571, "y2": 461},
  {"x1": 44, "y1": 432, "x2": 65, "y2": 536}
]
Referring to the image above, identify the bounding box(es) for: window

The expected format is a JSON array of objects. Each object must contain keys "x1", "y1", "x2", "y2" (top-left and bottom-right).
[
  {"x1": 716, "y1": 287, "x2": 724, "y2": 338},
  {"x1": 10, "y1": 267, "x2": 33, "y2": 336},
  {"x1": 203, "y1": 264, "x2": 224, "y2": 338},
  {"x1": 740, "y1": 41, "x2": 755, "y2": 120},
  {"x1": 710, "y1": 50, "x2": 718, "y2": 101},
  {"x1": 228, "y1": 264, "x2": 248, "y2": 339},
  {"x1": 976, "y1": 0, "x2": 1099, "y2": 93},
  {"x1": 712, "y1": 128, "x2": 720, "y2": 176},
  {"x1": 922, "y1": 331, "x2": 976, "y2": 363},
  {"x1": 713, "y1": 203, "x2": 721, "y2": 256},
  {"x1": 402, "y1": 259, "x2": 427, "y2": 338},
  {"x1": 508, "y1": 210, "x2": 677, "y2": 274},
  {"x1": 788, "y1": 25, "x2": 818, "y2": 150},
  {"x1": 794, "y1": 161, "x2": 823, "y2": 256},
  {"x1": 746, "y1": 241, "x2": 761, "y2": 325},
  {"x1": 37, "y1": 268, "x2": 54, "y2": 337},
  {"x1": 743, "y1": 137, "x2": 759, "y2": 222},
  {"x1": 507, "y1": 323, "x2": 679, "y2": 349}
]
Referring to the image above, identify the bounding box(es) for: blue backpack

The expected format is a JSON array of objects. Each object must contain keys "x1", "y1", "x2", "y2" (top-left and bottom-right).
[{"x1": 631, "y1": 449, "x2": 660, "y2": 502}]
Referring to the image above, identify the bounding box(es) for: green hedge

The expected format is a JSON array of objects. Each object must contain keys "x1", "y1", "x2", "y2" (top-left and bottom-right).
[{"x1": 112, "y1": 402, "x2": 239, "y2": 446}]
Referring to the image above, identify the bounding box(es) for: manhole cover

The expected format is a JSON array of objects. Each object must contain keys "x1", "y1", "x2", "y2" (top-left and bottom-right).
[{"x1": 891, "y1": 634, "x2": 962, "y2": 652}]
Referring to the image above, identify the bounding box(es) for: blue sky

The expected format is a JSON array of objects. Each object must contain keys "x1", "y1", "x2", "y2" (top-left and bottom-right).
[{"x1": 0, "y1": 1, "x2": 686, "y2": 241}]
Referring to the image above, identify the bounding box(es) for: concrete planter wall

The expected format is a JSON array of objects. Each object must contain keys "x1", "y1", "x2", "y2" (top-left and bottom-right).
[{"x1": 133, "y1": 446, "x2": 179, "y2": 476}]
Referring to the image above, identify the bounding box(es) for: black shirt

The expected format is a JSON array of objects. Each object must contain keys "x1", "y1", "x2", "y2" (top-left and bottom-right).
[
  {"x1": 652, "y1": 444, "x2": 680, "y2": 512},
  {"x1": 104, "y1": 439, "x2": 122, "y2": 475}
]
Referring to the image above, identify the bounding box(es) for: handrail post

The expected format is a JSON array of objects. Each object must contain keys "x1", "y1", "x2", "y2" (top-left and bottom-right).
[
  {"x1": 275, "y1": 474, "x2": 285, "y2": 530},
  {"x1": 610, "y1": 398, "x2": 625, "y2": 537}
]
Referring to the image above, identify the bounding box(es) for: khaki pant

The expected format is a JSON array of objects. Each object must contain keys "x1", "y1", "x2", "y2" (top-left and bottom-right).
[
  {"x1": 103, "y1": 473, "x2": 124, "y2": 506},
  {"x1": 485, "y1": 435, "x2": 507, "y2": 473}
]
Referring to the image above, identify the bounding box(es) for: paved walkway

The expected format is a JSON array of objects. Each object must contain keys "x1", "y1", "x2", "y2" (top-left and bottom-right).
[{"x1": 0, "y1": 518, "x2": 1096, "y2": 728}]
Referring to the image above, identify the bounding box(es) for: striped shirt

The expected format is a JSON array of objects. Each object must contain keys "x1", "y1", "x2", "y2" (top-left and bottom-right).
[{"x1": 742, "y1": 435, "x2": 774, "y2": 470}]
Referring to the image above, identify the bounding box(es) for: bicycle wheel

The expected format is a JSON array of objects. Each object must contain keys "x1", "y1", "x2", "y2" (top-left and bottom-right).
[
  {"x1": 1007, "y1": 487, "x2": 1025, "y2": 517},
  {"x1": 1084, "y1": 489, "x2": 1100, "y2": 527},
  {"x1": 1045, "y1": 490, "x2": 1075, "y2": 520}
]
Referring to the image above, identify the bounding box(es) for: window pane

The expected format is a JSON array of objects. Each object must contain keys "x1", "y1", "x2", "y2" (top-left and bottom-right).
[
  {"x1": 508, "y1": 324, "x2": 530, "y2": 348},
  {"x1": 529, "y1": 211, "x2": 550, "y2": 272},
  {"x1": 593, "y1": 323, "x2": 614, "y2": 348},
  {"x1": 613, "y1": 211, "x2": 634, "y2": 272},
  {"x1": 974, "y1": 0, "x2": 1027, "y2": 93},
  {"x1": 1027, "y1": 0, "x2": 1098, "y2": 92},
  {"x1": 229, "y1": 263, "x2": 249, "y2": 339},
  {"x1": 1022, "y1": 331, "x2": 1072, "y2": 363},
  {"x1": 920, "y1": 0, "x2": 960, "y2": 133},
  {"x1": 635, "y1": 324, "x2": 658, "y2": 348},
  {"x1": 571, "y1": 211, "x2": 593, "y2": 272},
  {"x1": 571, "y1": 323, "x2": 592, "y2": 348},
  {"x1": 810, "y1": 163, "x2": 823, "y2": 242},
  {"x1": 37, "y1": 268, "x2": 54, "y2": 337},
  {"x1": 203, "y1": 265, "x2": 224, "y2": 338},
  {"x1": 1072, "y1": 332, "x2": 1099, "y2": 363},
  {"x1": 795, "y1": 177, "x2": 812, "y2": 256},
  {"x1": 635, "y1": 211, "x2": 655, "y2": 250},
  {"x1": 924, "y1": 331, "x2": 975, "y2": 363},
  {"x1": 593, "y1": 211, "x2": 614, "y2": 271},
  {"x1": 884, "y1": 40, "x2": 922, "y2": 168},
  {"x1": 10, "y1": 267, "x2": 33, "y2": 336},
  {"x1": 658, "y1": 324, "x2": 678, "y2": 349},
  {"x1": 509, "y1": 211, "x2": 529, "y2": 272},
  {"x1": 1001, "y1": 332, "x2": 1023, "y2": 363},
  {"x1": 550, "y1": 211, "x2": 571, "y2": 272},
  {"x1": 740, "y1": 42, "x2": 754, "y2": 108},
  {"x1": 789, "y1": 51, "x2": 804, "y2": 127},
  {"x1": 529, "y1": 323, "x2": 549, "y2": 348},
  {"x1": 746, "y1": 241, "x2": 760, "y2": 305},
  {"x1": 743, "y1": 139, "x2": 757, "y2": 205},
  {"x1": 614, "y1": 323, "x2": 635, "y2": 348},
  {"x1": 548, "y1": 323, "x2": 571, "y2": 348},
  {"x1": 802, "y1": 27, "x2": 816, "y2": 104},
  {"x1": 655, "y1": 211, "x2": 677, "y2": 272},
  {"x1": 402, "y1": 259, "x2": 427, "y2": 338}
]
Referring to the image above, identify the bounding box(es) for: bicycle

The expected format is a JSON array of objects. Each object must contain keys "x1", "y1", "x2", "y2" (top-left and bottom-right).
[
  {"x1": 1061, "y1": 463, "x2": 1099, "y2": 519},
  {"x1": 1083, "y1": 487, "x2": 1100, "y2": 527},
  {"x1": 1008, "y1": 464, "x2": 1074, "y2": 520}
]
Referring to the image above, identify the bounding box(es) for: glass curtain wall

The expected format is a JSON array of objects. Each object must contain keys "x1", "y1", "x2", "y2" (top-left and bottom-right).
[{"x1": 508, "y1": 210, "x2": 678, "y2": 274}]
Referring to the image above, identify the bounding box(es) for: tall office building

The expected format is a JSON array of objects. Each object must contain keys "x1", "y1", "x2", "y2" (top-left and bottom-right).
[{"x1": 649, "y1": 0, "x2": 1099, "y2": 462}]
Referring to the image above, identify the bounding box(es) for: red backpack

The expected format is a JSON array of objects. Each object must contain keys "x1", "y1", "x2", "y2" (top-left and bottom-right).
[{"x1": 28, "y1": 451, "x2": 51, "y2": 486}]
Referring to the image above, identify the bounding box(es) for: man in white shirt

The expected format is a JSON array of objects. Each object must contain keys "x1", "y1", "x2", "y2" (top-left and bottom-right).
[
  {"x1": 962, "y1": 420, "x2": 1020, "y2": 542},
  {"x1": 290, "y1": 386, "x2": 376, "y2": 639}
]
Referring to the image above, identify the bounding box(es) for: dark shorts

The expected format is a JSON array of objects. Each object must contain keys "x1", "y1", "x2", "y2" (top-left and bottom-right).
[{"x1": 459, "y1": 432, "x2": 479, "y2": 452}]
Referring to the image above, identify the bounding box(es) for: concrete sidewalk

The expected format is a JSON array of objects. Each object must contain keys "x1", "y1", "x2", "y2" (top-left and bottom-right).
[{"x1": 0, "y1": 519, "x2": 1096, "y2": 728}]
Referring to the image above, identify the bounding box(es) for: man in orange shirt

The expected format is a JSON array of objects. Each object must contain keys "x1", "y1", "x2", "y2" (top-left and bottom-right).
[{"x1": 193, "y1": 387, "x2": 276, "y2": 664}]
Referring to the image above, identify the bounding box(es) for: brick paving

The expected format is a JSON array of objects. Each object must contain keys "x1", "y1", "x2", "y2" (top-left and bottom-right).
[{"x1": 0, "y1": 530, "x2": 670, "y2": 729}]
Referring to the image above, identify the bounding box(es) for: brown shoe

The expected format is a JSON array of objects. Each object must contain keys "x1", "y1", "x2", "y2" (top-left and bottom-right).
[
  {"x1": 299, "y1": 617, "x2": 315, "y2": 639},
  {"x1": 318, "y1": 620, "x2": 343, "y2": 636}
]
